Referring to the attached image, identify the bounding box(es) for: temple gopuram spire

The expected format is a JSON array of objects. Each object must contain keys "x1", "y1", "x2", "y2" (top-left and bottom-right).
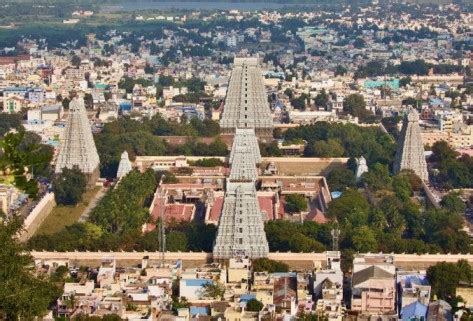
[
  {"x1": 393, "y1": 108, "x2": 429, "y2": 182},
  {"x1": 55, "y1": 96, "x2": 100, "y2": 187},
  {"x1": 213, "y1": 128, "x2": 269, "y2": 259}
]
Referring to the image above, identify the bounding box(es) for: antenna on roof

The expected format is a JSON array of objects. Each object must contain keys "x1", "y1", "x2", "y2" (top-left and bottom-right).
[
  {"x1": 159, "y1": 177, "x2": 166, "y2": 267},
  {"x1": 331, "y1": 227, "x2": 340, "y2": 252}
]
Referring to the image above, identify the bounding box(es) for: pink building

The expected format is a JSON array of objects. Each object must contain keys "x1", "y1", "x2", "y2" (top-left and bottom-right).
[{"x1": 351, "y1": 266, "x2": 396, "y2": 314}]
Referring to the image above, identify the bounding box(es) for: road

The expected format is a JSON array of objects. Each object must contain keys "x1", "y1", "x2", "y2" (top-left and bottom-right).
[{"x1": 79, "y1": 186, "x2": 108, "y2": 222}]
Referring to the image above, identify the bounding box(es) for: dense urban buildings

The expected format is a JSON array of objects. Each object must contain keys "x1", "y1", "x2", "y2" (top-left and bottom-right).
[{"x1": 0, "y1": 0, "x2": 472, "y2": 320}]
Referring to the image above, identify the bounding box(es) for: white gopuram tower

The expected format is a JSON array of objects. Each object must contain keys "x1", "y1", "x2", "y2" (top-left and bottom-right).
[
  {"x1": 116, "y1": 151, "x2": 132, "y2": 179},
  {"x1": 220, "y1": 57, "x2": 273, "y2": 138},
  {"x1": 213, "y1": 128, "x2": 269, "y2": 259},
  {"x1": 55, "y1": 97, "x2": 100, "y2": 187},
  {"x1": 393, "y1": 108, "x2": 429, "y2": 182}
]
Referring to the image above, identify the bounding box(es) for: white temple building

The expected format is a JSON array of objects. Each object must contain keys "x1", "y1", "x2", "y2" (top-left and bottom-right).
[
  {"x1": 220, "y1": 57, "x2": 273, "y2": 138},
  {"x1": 55, "y1": 97, "x2": 100, "y2": 186},
  {"x1": 213, "y1": 128, "x2": 269, "y2": 259},
  {"x1": 116, "y1": 151, "x2": 132, "y2": 179},
  {"x1": 355, "y1": 156, "x2": 368, "y2": 182},
  {"x1": 393, "y1": 108, "x2": 429, "y2": 182}
]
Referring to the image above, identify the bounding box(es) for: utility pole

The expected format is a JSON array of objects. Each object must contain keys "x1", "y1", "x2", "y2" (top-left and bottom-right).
[
  {"x1": 159, "y1": 176, "x2": 166, "y2": 267},
  {"x1": 331, "y1": 228, "x2": 340, "y2": 251}
]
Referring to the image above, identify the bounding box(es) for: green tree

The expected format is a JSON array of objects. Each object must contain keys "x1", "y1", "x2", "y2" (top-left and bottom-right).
[
  {"x1": 400, "y1": 76, "x2": 412, "y2": 88},
  {"x1": 252, "y1": 258, "x2": 289, "y2": 273},
  {"x1": 246, "y1": 298, "x2": 264, "y2": 312},
  {"x1": 190, "y1": 158, "x2": 224, "y2": 167},
  {"x1": 362, "y1": 163, "x2": 392, "y2": 191},
  {"x1": 327, "y1": 190, "x2": 370, "y2": 222},
  {"x1": 166, "y1": 231, "x2": 188, "y2": 252},
  {"x1": 90, "y1": 170, "x2": 157, "y2": 234},
  {"x1": 352, "y1": 226, "x2": 378, "y2": 252},
  {"x1": 353, "y1": 37, "x2": 366, "y2": 49},
  {"x1": 285, "y1": 194, "x2": 308, "y2": 213},
  {"x1": 392, "y1": 174, "x2": 413, "y2": 201},
  {"x1": 335, "y1": 65, "x2": 347, "y2": 76},
  {"x1": 71, "y1": 55, "x2": 81, "y2": 67},
  {"x1": 343, "y1": 94, "x2": 372, "y2": 122},
  {"x1": 314, "y1": 89, "x2": 329, "y2": 109},
  {"x1": 0, "y1": 113, "x2": 23, "y2": 137},
  {"x1": 312, "y1": 139, "x2": 345, "y2": 157},
  {"x1": 0, "y1": 217, "x2": 58, "y2": 319},
  {"x1": 327, "y1": 168, "x2": 356, "y2": 191},
  {"x1": 0, "y1": 130, "x2": 54, "y2": 198},
  {"x1": 284, "y1": 88, "x2": 293, "y2": 99},
  {"x1": 427, "y1": 261, "x2": 469, "y2": 301},
  {"x1": 441, "y1": 192, "x2": 466, "y2": 215},
  {"x1": 52, "y1": 166, "x2": 87, "y2": 206},
  {"x1": 201, "y1": 282, "x2": 225, "y2": 299}
]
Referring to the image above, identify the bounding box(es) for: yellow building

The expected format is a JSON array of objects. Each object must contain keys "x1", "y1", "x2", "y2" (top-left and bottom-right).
[{"x1": 422, "y1": 124, "x2": 473, "y2": 149}]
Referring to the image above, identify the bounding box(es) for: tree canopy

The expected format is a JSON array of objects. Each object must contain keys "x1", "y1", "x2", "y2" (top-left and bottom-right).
[
  {"x1": 52, "y1": 166, "x2": 87, "y2": 206},
  {"x1": 90, "y1": 170, "x2": 157, "y2": 234},
  {"x1": 252, "y1": 258, "x2": 289, "y2": 273},
  {"x1": 427, "y1": 260, "x2": 472, "y2": 302},
  {"x1": 285, "y1": 194, "x2": 308, "y2": 213},
  {"x1": 0, "y1": 217, "x2": 58, "y2": 319},
  {"x1": 343, "y1": 94, "x2": 373, "y2": 122},
  {"x1": 283, "y1": 122, "x2": 396, "y2": 167}
]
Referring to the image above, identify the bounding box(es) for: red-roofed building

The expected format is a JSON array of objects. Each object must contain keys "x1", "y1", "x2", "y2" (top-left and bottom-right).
[
  {"x1": 206, "y1": 195, "x2": 224, "y2": 224},
  {"x1": 258, "y1": 196, "x2": 275, "y2": 221},
  {"x1": 305, "y1": 208, "x2": 328, "y2": 224}
]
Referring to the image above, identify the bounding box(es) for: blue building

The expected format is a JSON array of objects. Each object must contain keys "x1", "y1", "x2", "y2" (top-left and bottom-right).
[{"x1": 401, "y1": 301, "x2": 428, "y2": 321}]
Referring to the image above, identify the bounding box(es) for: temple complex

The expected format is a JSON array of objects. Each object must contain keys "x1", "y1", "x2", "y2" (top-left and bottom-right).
[
  {"x1": 54, "y1": 97, "x2": 100, "y2": 187},
  {"x1": 393, "y1": 108, "x2": 429, "y2": 182},
  {"x1": 213, "y1": 128, "x2": 269, "y2": 259},
  {"x1": 220, "y1": 57, "x2": 273, "y2": 138}
]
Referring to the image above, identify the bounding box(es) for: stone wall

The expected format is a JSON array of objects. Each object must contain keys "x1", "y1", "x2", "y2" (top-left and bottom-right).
[
  {"x1": 20, "y1": 193, "x2": 56, "y2": 242},
  {"x1": 30, "y1": 251, "x2": 473, "y2": 270}
]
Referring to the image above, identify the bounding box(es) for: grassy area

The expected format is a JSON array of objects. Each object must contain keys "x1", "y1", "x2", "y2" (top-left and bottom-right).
[{"x1": 35, "y1": 187, "x2": 100, "y2": 236}]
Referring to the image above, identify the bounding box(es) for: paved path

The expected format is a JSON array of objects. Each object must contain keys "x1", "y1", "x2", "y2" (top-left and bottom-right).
[{"x1": 79, "y1": 187, "x2": 108, "y2": 222}]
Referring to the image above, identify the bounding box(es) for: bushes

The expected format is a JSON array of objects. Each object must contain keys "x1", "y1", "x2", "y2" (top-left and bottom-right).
[
  {"x1": 246, "y1": 299, "x2": 264, "y2": 312},
  {"x1": 252, "y1": 258, "x2": 289, "y2": 273},
  {"x1": 189, "y1": 158, "x2": 224, "y2": 167}
]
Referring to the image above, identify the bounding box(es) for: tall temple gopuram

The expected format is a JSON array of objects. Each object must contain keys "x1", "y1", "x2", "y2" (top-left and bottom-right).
[
  {"x1": 220, "y1": 57, "x2": 273, "y2": 138},
  {"x1": 55, "y1": 97, "x2": 100, "y2": 187},
  {"x1": 393, "y1": 108, "x2": 429, "y2": 182},
  {"x1": 213, "y1": 128, "x2": 269, "y2": 259}
]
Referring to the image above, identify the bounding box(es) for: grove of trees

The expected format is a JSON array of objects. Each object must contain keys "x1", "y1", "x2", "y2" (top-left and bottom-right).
[
  {"x1": 52, "y1": 166, "x2": 87, "y2": 206},
  {"x1": 95, "y1": 115, "x2": 225, "y2": 177},
  {"x1": 283, "y1": 122, "x2": 396, "y2": 167},
  {"x1": 430, "y1": 141, "x2": 473, "y2": 189}
]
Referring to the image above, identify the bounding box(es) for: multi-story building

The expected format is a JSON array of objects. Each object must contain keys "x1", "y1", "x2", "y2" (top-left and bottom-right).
[{"x1": 351, "y1": 255, "x2": 396, "y2": 315}]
